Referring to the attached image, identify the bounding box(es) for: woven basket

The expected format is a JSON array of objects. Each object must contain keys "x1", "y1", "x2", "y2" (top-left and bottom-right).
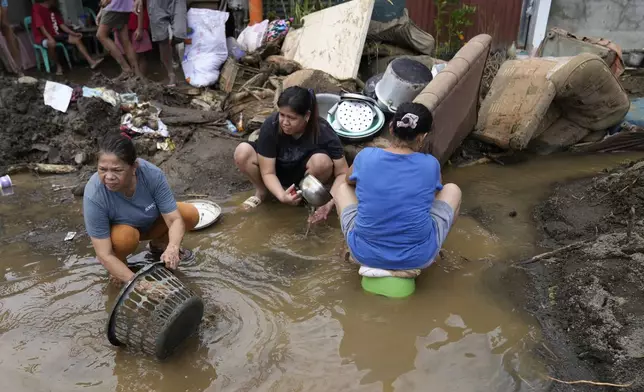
[{"x1": 106, "y1": 263, "x2": 204, "y2": 360}]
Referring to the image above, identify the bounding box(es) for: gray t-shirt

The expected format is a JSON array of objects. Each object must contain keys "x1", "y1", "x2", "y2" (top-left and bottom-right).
[{"x1": 83, "y1": 159, "x2": 177, "y2": 239}]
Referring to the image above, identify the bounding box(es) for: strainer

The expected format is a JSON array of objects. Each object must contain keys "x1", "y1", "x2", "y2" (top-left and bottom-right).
[
  {"x1": 335, "y1": 100, "x2": 376, "y2": 134},
  {"x1": 106, "y1": 262, "x2": 204, "y2": 360}
]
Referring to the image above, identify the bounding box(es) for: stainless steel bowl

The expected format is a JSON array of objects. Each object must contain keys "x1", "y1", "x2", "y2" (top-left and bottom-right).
[{"x1": 298, "y1": 174, "x2": 332, "y2": 207}]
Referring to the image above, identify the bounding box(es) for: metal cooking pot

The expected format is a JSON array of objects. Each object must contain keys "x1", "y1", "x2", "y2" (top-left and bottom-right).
[{"x1": 297, "y1": 174, "x2": 332, "y2": 207}]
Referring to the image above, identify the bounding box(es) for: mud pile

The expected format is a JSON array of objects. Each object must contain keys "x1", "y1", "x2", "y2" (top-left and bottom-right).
[
  {"x1": 527, "y1": 160, "x2": 644, "y2": 390},
  {"x1": 0, "y1": 75, "x2": 194, "y2": 172}
]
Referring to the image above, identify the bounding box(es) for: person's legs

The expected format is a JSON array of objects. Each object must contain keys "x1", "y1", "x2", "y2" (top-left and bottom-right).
[
  {"x1": 0, "y1": 5, "x2": 22, "y2": 75},
  {"x1": 435, "y1": 183, "x2": 462, "y2": 222},
  {"x1": 42, "y1": 39, "x2": 63, "y2": 75},
  {"x1": 234, "y1": 142, "x2": 268, "y2": 202},
  {"x1": 117, "y1": 26, "x2": 141, "y2": 77},
  {"x1": 148, "y1": 0, "x2": 174, "y2": 85},
  {"x1": 305, "y1": 153, "x2": 334, "y2": 183},
  {"x1": 142, "y1": 202, "x2": 199, "y2": 250},
  {"x1": 67, "y1": 35, "x2": 102, "y2": 68},
  {"x1": 110, "y1": 224, "x2": 141, "y2": 262},
  {"x1": 96, "y1": 13, "x2": 133, "y2": 76},
  {"x1": 332, "y1": 182, "x2": 358, "y2": 218},
  {"x1": 159, "y1": 40, "x2": 175, "y2": 85},
  {"x1": 137, "y1": 52, "x2": 147, "y2": 75}
]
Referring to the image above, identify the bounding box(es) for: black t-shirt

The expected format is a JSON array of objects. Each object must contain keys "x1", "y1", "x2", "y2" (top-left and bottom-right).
[{"x1": 256, "y1": 112, "x2": 345, "y2": 172}]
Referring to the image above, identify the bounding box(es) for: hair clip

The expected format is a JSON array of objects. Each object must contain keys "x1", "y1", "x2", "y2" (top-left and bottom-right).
[{"x1": 396, "y1": 113, "x2": 419, "y2": 129}]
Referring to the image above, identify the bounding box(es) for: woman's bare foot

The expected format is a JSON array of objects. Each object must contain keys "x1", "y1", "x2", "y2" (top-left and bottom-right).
[
  {"x1": 89, "y1": 57, "x2": 104, "y2": 70},
  {"x1": 55, "y1": 66, "x2": 63, "y2": 76},
  {"x1": 166, "y1": 73, "x2": 177, "y2": 87},
  {"x1": 115, "y1": 70, "x2": 134, "y2": 81}
]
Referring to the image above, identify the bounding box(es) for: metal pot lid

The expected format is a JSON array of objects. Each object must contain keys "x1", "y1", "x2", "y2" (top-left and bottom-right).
[
  {"x1": 336, "y1": 100, "x2": 376, "y2": 133},
  {"x1": 341, "y1": 92, "x2": 378, "y2": 106}
]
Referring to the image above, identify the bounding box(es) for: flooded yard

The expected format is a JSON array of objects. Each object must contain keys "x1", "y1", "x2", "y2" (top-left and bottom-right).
[{"x1": 1, "y1": 152, "x2": 641, "y2": 392}]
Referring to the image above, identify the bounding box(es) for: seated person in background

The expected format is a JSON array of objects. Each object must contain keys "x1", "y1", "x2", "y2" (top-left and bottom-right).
[
  {"x1": 332, "y1": 103, "x2": 462, "y2": 272},
  {"x1": 32, "y1": 0, "x2": 103, "y2": 76},
  {"x1": 234, "y1": 86, "x2": 349, "y2": 222},
  {"x1": 83, "y1": 133, "x2": 199, "y2": 284}
]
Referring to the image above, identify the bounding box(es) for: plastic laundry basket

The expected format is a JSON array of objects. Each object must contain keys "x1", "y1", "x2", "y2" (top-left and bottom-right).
[{"x1": 106, "y1": 262, "x2": 204, "y2": 360}]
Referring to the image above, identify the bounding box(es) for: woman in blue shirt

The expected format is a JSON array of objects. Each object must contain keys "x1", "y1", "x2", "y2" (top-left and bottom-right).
[{"x1": 332, "y1": 103, "x2": 462, "y2": 271}]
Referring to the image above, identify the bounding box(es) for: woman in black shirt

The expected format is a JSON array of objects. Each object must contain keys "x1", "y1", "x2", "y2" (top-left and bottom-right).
[{"x1": 234, "y1": 86, "x2": 349, "y2": 222}]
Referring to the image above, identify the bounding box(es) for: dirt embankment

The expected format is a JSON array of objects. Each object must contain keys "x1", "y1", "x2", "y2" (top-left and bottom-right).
[
  {"x1": 0, "y1": 75, "x2": 248, "y2": 199},
  {"x1": 526, "y1": 160, "x2": 644, "y2": 390}
]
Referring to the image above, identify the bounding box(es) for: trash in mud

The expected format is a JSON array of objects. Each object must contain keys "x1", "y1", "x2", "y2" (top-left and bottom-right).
[
  {"x1": 43, "y1": 81, "x2": 73, "y2": 113},
  {"x1": 64, "y1": 232, "x2": 77, "y2": 241},
  {"x1": 120, "y1": 103, "x2": 169, "y2": 137},
  {"x1": 156, "y1": 138, "x2": 176, "y2": 152},
  {"x1": 0, "y1": 174, "x2": 13, "y2": 196}
]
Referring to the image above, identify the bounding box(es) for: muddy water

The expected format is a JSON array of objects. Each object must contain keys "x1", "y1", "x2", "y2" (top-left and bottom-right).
[{"x1": 1, "y1": 153, "x2": 642, "y2": 392}]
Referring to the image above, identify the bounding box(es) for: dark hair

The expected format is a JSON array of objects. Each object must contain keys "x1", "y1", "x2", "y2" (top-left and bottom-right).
[
  {"x1": 277, "y1": 86, "x2": 320, "y2": 142},
  {"x1": 98, "y1": 132, "x2": 137, "y2": 166},
  {"x1": 391, "y1": 102, "x2": 433, "y2": 141}
]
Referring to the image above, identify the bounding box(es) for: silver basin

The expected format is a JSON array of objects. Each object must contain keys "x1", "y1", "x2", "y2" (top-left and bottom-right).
[{"x1": 298, "y1": 174, "x2": 332, "y2": 207}]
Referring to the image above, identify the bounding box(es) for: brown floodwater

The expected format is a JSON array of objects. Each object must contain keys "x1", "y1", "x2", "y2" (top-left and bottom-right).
[{"x1": 1, "y1": 152, "x2": 642, "y2": 392}]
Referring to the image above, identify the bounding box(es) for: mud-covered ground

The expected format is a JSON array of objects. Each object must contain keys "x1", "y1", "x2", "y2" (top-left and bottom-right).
[
  {"x1": 524, "y1": 159, "x2": 644, "y2": 390},
  {"x1": 0, "y1": 75, "x2": 247, "y2": 199}
]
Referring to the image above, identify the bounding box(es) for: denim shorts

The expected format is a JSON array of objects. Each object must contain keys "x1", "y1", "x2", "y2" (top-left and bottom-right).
[{"x1": 341, "y1": 200, "x2": 455, "y2": 267}]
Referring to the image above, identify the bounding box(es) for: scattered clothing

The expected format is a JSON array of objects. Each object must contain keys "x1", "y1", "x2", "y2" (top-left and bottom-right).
[
  {"x1": 342, "y1": 147, "x2": 450, "y2": 270},
  {"x1": 264, "y1": 19, "x2": 291, "y2": 44},
  {"x1": 252, "y1": 112, "x2": 345, "y2": 187},
  {"x1": 147, "y1": 0, "x2": 187, "y2": 42},
  {"x1": 83, "y1": 159, "x2": 178, "y2": 239}
]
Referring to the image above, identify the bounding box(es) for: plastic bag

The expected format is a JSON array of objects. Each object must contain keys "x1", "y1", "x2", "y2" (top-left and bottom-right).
[
  {"x1": 182, "y1": 9, "x2": 229, "y2": 87},
  {"x1": 226, "y1": 37, "x2": 246, "y2": 60},
  {"x1": 237, "y1": 19, "x2": 269, "y2": 53}
]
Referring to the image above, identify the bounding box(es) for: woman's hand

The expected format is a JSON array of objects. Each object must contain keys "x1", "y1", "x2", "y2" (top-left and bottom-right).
[
  {"x1": 280, "y1": 184, "x2": 302, "y2": 206},
  {"x1": 100, "y1": 0, "x2": 111, "y2": 7},
  {"x1": 161, "y1": 244, "x2": 181, "y2": 270},
  {"x1": 134, "y1": 0, "x2": 143, "y2": 14},
  {"x1": 133, "y1": 28, "x2": 143, "y2": 41},
  {"x1": 308, "y1": 200, "x2": 334, "y2": 224}
]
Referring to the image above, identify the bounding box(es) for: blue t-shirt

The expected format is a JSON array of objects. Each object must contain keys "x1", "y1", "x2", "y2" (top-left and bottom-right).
[
  {"x1": 347, "y1": 148, "x2": 443, "y2": 270},
  {"x1": 83, "y1": 159, "x2": 178, "y2": 239}
]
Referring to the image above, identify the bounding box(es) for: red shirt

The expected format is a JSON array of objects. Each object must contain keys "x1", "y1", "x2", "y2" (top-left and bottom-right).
[
  {"x1": 127, "y1": 8, "x2": 149, "y2": 31},
  {"x1": 32, "y1": 4, "x2": 64, "y2": 44}
]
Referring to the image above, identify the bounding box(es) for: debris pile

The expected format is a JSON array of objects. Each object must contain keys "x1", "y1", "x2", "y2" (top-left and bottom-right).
[{"x1": 525, "y1": 160, "x2": 644, "y2": 389}]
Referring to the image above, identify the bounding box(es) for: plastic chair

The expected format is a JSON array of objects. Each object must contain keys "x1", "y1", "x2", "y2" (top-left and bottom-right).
[
  {"x1": 24, "y1": 16, "x2": 72, "y2": 73},
  {"x1": 83, "y1": 7, "x2": 103, "y2": 55}
]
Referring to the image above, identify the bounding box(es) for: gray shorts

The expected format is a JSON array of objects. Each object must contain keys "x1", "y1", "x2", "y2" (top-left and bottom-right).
[
  {"x1": 341, "y1": 200, "x2": 455, "y2": 267},
  {"x1": 100, "y1": 11, "x2": 130, "y2": 29},
  {"x1": 148, "y1": 0, "x2": 187, "y2": 42}
]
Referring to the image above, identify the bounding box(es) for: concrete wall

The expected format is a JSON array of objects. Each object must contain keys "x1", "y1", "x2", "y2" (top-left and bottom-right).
[{"x1": 548, "y1": 0, "x2": 644, "y2": 50}]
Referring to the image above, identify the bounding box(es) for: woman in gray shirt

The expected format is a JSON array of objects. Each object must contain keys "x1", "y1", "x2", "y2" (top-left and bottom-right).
[{"x1": 83, "y1": 133, "x2": 199, "y2": 283}]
